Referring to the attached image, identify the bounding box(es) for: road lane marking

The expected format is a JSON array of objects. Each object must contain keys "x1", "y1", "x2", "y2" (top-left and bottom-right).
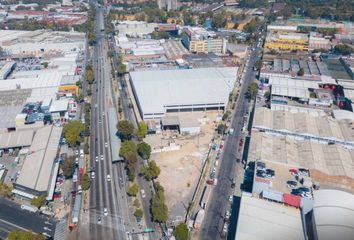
[{"x1": 0, "y1": 218, "x2": 32, "y2": 232}]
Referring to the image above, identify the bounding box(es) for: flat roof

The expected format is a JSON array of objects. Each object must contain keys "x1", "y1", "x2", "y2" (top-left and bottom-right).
[
  {"x1": 0, "y1": 130, "x2": 33, "y2": 149},
  {"x1": 16, "y1": 125, "x2": 62, "y2": 192},
  {"x1": 235, "y1": 193, "x2": 304, "y2": 240},
  {"x1": 130, "y1": 67, "x2": 237, "y2": 116},
  {"x1": 50, "y1": 99, "x2": 69, "y2": 112},
  {"x1": 249, "y1": 109, "x2": 354, "y2": 192}
]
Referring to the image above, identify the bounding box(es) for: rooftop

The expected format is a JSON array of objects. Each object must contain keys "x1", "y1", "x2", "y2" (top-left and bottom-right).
[
  {"x1": 235, "y1": 193, "x2": 304, "y2": 240},
  {"x1": 312, "y1": 190, "x2": 354, "y2": 240},
  {"x1": 50, "y1": 99, "x2": 69, "y2": 113},
  {"x1": 0, "y1": 130, "x2": 33, "y2": 149},
  {"x1": 129, "y1": 67, "x2": 237, "y2": 116},
  {"x1": 16, "y1": 125, "x2": 62, "y2": 192},
  {"x1": 249, "y1": 108, "x2": 354, "y2": 192}
]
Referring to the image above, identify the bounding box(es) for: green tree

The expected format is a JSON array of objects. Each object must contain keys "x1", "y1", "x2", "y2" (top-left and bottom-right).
[
  {"x1": 0, "y1": 183, "x2": 13, "y2": 198},
  {"x1": 134, "y1": 208, "x2": 143, "y2": 219},
  {"x1": 173, "y1": 223, "x2": 189, "y2": 240},
  {"x1": 254, "y1": 59, "x2": 262, "y2": 70},
  {"x1": 8, "y1": 230, "x2": 45, "y2": 240},
  {"x1": 84, "y1": 142, "x2": 89, "y2": 155},
  {"x1": 63, "y1": 120, "x2": 84, "y2": 146},
  {"x1": 151, "y1": 193, "x2": 169, "y2": 222},
  {"x1": 141, "y1": 160, "x2": 160, "y2": 181},
  {"x1": 137, "y1": 142, "x2": 151, "y2": 159},
  {"x1": 127, "y1": 182, "x2": 139, "y2": 197},
  {"x1": 250, "y1": 81, "x2": 259, "y2": 99},
  {"x1": 86, "y1": 69, "x2": 94, "y2": 84},
  {"x1": 117, "y1": 120, "x2": 135, "y2": 140},
  {"x1": 118, "y1": 63, "x2": 126, "y2": 76},
  {"x1": 61, "y1": 156, "x2": 76, "y2": 178},
  {"x1": 297, "y1": 68, "x2": 304, "y2": 76},
  {"x1": 133, "y1": 198, "x2": 140, "y2": 208},
  {"x1": 334, "y1": 44, "x2": 353, "y2": 55},
  {"x1": 31, "y1": 196, "x2": 46, "y2": 209},
  {"x1": 81, "y1": 173, "x2": 91, "y2": 190},
  {"x1": 217, "y1": 123, "x2": 226, "y2": 134},
  {"x1": 119, "y1": 141, "x2": 137, "y2": 160},
  {"x1": 42, "y1": 62, "x2": 48, "y2": 68},
  {"x1": 137, "y1": 121, "x2": 148, "y2": 140}
]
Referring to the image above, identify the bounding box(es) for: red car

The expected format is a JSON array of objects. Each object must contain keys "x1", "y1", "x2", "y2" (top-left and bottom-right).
[
  {"x1": 289, "y1": 169, "x2": 298, "y2": 175},
  {"x1": 53, "y1": 193, "x2": 61, "y2": 199},
  {"x1": 207, "y1": 179, "x2": 214, "y2": 185}
]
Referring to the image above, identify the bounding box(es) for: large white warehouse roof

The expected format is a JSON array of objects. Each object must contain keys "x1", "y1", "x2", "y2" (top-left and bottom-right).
[{"x1": 130, "y1": 67, "x2": 238, "y2": 119}]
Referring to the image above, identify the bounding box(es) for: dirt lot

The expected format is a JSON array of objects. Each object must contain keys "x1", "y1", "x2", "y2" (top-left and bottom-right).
[{"x1": 144, "y1": 111, "x2": 222, "y2": 221}]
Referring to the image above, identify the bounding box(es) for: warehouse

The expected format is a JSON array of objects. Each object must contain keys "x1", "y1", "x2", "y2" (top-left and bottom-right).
[
  {"x1": 13, "y1": 125, "x2": 62, "y2": 200},
  {"x1": 129, "y1": 67, "x2": 238, "y2": 119}
]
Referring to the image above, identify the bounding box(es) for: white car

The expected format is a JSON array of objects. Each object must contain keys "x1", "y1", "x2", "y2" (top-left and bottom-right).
[
  {"x1": 106, "y1": 174, "x2": 111, "y2": 182},
  {"x1": 229, "y1": 195, "x2": 233, "y2": 203},
  {"x1": 100, "y1": 155, "x2": 104, "y2": 161},
  {"x1": 91, "y1": 172, "x2": 95, "y2": 179},
  {"x1": 95, "y1": 156, "x2": 98, "y2": 162},
  {"x1": 103, "y1": 208, "x2": 108, "y2": 216},
  {"x1": 141, "y1": 189, "x2": 146, "y2": 198},
  {"x1": 105, "y1": 142, "x2": 108, "y2": 148},
  {"x1": 223, "y1": 223, "x2": 228, "y2": 233}
]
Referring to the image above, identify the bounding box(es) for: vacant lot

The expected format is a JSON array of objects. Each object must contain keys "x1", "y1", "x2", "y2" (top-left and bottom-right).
[{"x1": 145, "y1": 111, "x2": 221, "y2": 221}]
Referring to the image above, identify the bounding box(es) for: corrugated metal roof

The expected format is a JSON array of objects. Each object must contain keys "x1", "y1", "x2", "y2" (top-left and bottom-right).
[
  {"x1": 262, "y1": 190, "x2": 284, "y2": 203},
  {"x1": 16, "y1": 125, "x2": 62, "y2": 192},
  {"x1": 130, "y1": 67, "x2": 238, "y2": 117}
]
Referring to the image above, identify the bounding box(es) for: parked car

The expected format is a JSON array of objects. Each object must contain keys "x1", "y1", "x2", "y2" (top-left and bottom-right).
[
  {"x1": 229, "y1": 195, "x2": 233, "y2": 203},
  {"x1": 141, "y1": 189, "x2": 146, "y2": 198},
  {"x1": 298, "y1": 168, "x2": 309, "y2": 176},
  {"x1": 289, "y1": 169, "x2": 299, "y2": 176},
  {"x1": 287, "y1": 180, "x2": 297, "y2": 189},
  {"x1": 266, "y1": 169, "x2": 275, "y2": 178},
  {"x1": 256, "y1": 162, "x2": 266, "y2": 171},
  {"x1": 256, "y1": 169, "x2": 266, "y2": 178}
]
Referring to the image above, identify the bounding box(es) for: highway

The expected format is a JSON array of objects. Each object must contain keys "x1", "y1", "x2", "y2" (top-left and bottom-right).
[
  {"x1": 0, "y1": 198, "x2": 56, "y2": 239},
  {"x1": 199, "y1": 33, "x2": 264, "y2": 239},
  {"x1": 83, "y1": 5, "x2": 131, "y2": 240}
]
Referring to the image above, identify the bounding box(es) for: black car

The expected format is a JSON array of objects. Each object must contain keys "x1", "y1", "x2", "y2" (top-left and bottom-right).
[
  {"x1": 287, "y1": 180, "x2": 297, "y2": 189},
  {"x1": 256, "y1": 170, "x2": 266, "y2": 178},
  {"x1": 266, "y1": 169, "x2": 275, "y2": 178}
]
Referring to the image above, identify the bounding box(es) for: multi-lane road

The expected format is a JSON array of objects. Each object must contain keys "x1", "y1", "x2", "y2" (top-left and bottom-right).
[
  {"x1": 81, "y1": 6, "x2": 131, "y2": 240},
  {"x1": 199, "y1": 34, "x2": 264, "y2": 240},
  {"x1": 0, "y1": 198, "x2": 56, "y2": 239}
]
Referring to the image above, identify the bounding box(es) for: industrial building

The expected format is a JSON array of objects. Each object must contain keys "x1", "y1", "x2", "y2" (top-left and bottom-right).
[
  {"x1": 115, "y1": 21, "x2": 157, "y2": 37},
  {"x1": 129, "y1": 67, "x2": 238, "y2": 119},
  {"x1": 13, "y1": 125, "x2": 62, "y2": 200},
  {"x1": 264, "y1": 32, "x2": 309, "y2": 51},
  {"x1": 235, "y1": 193, "x2": 305, "y2": 240},
  {"x1": 249, "y1": 107, "x2": 354, "y2": 193},
  {"x1": 182, "y1": 27, "x2": 227, "y2": 54}
]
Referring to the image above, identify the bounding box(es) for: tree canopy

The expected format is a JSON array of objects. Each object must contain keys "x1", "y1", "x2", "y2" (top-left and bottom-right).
[
  {"x1": 137, "y1": 142, "x2": 151, "y2": 159},
  {"x1": 31, "y1": 196, "x2": 46, "y2": 209},
  {"x1": 0, "y1": 183, "x2": 12, "y2": 198},
  {"x1": 173, "y1": 223, "x2": 189, "y2": 240},
  {"x1": 117, "y1": 120, "x2": 135, "y2": 140},
  {"x1": 8, "y1": 230, "x2": 45, "y2": 240},
  {"x1": 61, "y1": 156, "x2": 76, "y2": 179},
  {"x1": 119, "y1": 141, "x2": 138, "y2": 181},
  {"x1": 141, "y1": 160, "x2": 160, "y2": 181},
  {"x1": 63, "y1": 120, "x2": 84, "y2": 146},
  {"x1": 334, "y1": 44, "x2": 353, "y2": 56},
  {"x1": 297, "y1": 68, "x2": 305, "y2": 76},
  {"x1": 151, "y1": 181, "x2": 168, "y2": 222},
  {"x1": 127, "y1": 182, "x2": 139, "y2": 197},
  {"x1": 134, "y1": 208, "x2": 143, "y2": 219},
  {"x1": 250, "y1": 81, "x2": 259, "y2": 99},
  {"x1": 81, "y1": 173, "x2": 91, "y2": 191},
  {"x1": 137, "y1": 122, "x2": 148, "y2": 140}
]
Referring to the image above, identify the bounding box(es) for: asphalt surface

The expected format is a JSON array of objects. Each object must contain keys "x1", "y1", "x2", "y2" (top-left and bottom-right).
[
  {"x1": 83, "y1": 5, "x2": 131, "y2": 240},
  {"x1": 199, "y1": 35, "x2": 264, "y2": 240},
  {"x1": 0, "y1": 198, "x2": 56, "y2": 239},
  {"x1": 108, "y1": 25, "x2": 162, "y2": 239}
]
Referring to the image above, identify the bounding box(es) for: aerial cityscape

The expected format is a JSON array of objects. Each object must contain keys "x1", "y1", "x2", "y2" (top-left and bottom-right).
[{"x1": 0, "y1": 0, "x2": 353, "y2": 240}]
